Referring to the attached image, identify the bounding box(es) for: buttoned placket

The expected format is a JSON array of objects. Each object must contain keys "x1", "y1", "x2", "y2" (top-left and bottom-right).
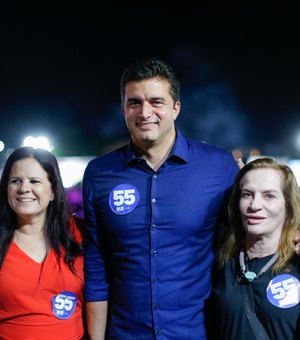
[{"x1": 149, "y1": 171, "x2": 163, "y2": 337}]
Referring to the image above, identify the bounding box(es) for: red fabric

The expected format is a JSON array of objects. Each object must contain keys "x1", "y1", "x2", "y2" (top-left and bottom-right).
[{"x1": 0, "y1": 221, "x2": 84, "y2": 340}]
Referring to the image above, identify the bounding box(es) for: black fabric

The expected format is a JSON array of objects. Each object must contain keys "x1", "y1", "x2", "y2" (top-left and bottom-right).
[
  {"x1": 241, "y1": 281, "x2": 270, "y2": 340},
  {"x1": 205, "y1": 255, "x2": 300, "y2": 340}
]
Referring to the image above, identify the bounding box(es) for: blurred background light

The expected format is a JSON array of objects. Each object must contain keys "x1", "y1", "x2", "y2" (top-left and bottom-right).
[
  {"x1": 22, "y1": 135, "x2": 52, "y2": 151},
  {"x1": 295, "y1": 131, "x2": 300, "y2": 150},
  {"x1": 57, "y1": 156, "x2": 93, "y2": 188},
  {"x1": 0, "y1": 141, "x2": 4, "y2": 152},
  {"x1": 288, "y1": 159, "x2": 300, "y2": 186}
]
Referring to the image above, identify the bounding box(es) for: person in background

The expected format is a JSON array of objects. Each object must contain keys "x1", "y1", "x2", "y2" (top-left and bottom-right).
[
  {"x1": 67, "y1": 185, "x2": 84, "y2": 220},
  {"x1": 0, "y1": 147, "x2": 85, "y2": 340},
  {"x1": 82, "y1": 57, "x2": 240, "y2": 339},
  {"x1": 206, "y1": 157, "x2": 300, "y2": 339}
]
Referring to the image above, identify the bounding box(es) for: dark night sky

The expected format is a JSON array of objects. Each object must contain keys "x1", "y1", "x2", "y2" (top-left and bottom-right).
[{"x1": 1, "y1": 1, "x2": 300, "y2": 159}]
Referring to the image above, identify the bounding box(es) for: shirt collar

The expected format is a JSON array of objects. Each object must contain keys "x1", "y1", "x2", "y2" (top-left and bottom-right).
[{"x1": 124, "y1": 129, "x2": 189, "y2": 166}]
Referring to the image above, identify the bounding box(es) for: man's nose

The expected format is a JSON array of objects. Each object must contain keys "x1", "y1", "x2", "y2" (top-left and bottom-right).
[{"x1": 139, "y1": 102, "x2": 152, "y2": 118}]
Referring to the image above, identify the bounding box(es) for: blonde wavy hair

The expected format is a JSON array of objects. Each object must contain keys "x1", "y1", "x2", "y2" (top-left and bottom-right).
[{"x1": 219, "y1": 157, "x2": 300, "y2": 274}]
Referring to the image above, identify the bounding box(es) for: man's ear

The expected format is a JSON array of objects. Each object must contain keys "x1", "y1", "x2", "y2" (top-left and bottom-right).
[{"x1": 173, "y1": 101, "x2": 181, "y2": 120}]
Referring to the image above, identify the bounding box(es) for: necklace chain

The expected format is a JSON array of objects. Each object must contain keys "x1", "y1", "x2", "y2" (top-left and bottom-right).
[{"x1": 239, "y1": 250, "x2": 279, "y2": 282}]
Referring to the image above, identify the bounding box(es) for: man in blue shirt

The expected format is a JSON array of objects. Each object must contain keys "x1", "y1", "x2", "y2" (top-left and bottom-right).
[{"x1": 83, "y1": 57, "x2": 239, "y2": 339}]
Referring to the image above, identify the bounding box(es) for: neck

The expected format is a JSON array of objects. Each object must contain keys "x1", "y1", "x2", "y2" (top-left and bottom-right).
[
  {"x1": 13, "y1": 226, "x2": 49, "y2": 263},
  {"x1": 245, "y1": 236, "x2": 279, "y2": 259},
  {"x1": 16, "y1": 216, "x2": 46, "y2": 235},
  {"x1": 132, "y1": 132, "x2": 176, "y2": 171}
]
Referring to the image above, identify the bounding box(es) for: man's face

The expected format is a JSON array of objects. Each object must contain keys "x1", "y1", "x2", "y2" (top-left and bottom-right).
[{"x1": 122, "y1": 78, "x2": 180, "y2": 148}]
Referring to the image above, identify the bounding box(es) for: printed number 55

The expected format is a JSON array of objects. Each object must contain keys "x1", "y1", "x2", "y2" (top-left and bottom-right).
[
  {"x1": 113, "y1": 189, "x2": 136, "y2": 206},
  {"x1": 269, "y1": 278, "x2": 295, "y2": 299},
  {"x1": 55, "y1": 296, "x2": 74, "y2": 311}
]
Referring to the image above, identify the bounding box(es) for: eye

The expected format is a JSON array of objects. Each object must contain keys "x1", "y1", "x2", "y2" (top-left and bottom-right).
[
  {"x1": 151, "y1": 100, "x2": 164, "y2": 107},
  {"x1": 30, "y1": 179, "x2": 41, "y2": 184},
  {"x1": 265, "y1": 193, "x2": 275, "y2": 199},
  {"x1": 9, "y1": 179, "x2": 21, "y2": 184},
  {"x1": 127, "y1": 99, "x2": 140, "y2": 108},
  {"x1": 241, "y1": 192, "x2": 251, "y2": 198}
]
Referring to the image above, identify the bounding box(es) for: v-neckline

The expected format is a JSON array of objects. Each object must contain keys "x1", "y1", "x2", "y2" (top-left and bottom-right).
[{"x1": 12, "y1": 240, "x2": 50, "y2": 264}]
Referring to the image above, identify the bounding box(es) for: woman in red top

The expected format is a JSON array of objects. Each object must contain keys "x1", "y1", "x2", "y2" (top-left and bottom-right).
[{"x1": 0, "y1": 147, "x2": 85, "y2": 340}]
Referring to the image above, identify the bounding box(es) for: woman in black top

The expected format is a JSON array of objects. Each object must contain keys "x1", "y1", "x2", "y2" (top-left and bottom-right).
[{"x1": 206, "y1": 157, "x2": 300, "y2": 340}]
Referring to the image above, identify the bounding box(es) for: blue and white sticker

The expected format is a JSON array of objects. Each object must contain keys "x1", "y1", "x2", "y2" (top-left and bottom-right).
[
  {"x1": 109, "y1": 184, "x2": 140, "y2": 215},
  {"x1": 266, "y1": 274, "x2": 300, "y2": 309},
  {"x1": 52, "y1": 291, "x2": 78, "y2": 319}
]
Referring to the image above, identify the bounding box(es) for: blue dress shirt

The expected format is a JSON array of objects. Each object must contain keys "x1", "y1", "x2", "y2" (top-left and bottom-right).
[{"x1": 83, "y1": 130, "x2": 239, "y2": 339}]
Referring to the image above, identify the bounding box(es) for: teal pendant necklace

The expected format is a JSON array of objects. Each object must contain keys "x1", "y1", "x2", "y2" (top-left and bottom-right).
[{"x1": 239, "y1": 250, "x2": 279, "y2": 282}]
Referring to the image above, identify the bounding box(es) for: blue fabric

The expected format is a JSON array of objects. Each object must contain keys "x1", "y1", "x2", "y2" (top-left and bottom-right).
[{"x1": 83, "y1": 130, "x2": 239, "y2": 339}]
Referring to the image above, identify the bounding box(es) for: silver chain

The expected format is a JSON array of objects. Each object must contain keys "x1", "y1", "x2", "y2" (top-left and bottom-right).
[{"x1": 239, "y1": 250, "x2": 279, "y2": 280}]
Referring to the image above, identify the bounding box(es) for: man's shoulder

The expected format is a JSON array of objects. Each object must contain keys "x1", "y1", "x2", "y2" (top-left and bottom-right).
[
  {"x1": 181, "y1": 137, "x2": 239, "y2": 179},
  {"x1": 85, "y1": 145, "x2": 127, "y2": 171},
  {"x1": 185, "y1": 137, "x2": 234, "y2": 159}
]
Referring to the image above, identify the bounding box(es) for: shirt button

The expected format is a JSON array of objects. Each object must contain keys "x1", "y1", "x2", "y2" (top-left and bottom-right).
[
  {"x1": 154, "y1": 277, "x2": 159, "y2": 283},
  {"x1": 155, "y1": 304, "x2": 160, "y2": 309},
  {"x1": 153, "y1": 250, "x2": 158, "y2": 255},
  {"x1": 153, "y1": 174, "x2": 157, "y2": 178},
  {"x1": 156, "y1": 328, "x2": 162, "y2": 335},
  {"x1": 151, "y1": 198, "x2": 156, "y2": 203},
  {"x1": 151, "y1": 224, "x2": 157, "y2": 229}
]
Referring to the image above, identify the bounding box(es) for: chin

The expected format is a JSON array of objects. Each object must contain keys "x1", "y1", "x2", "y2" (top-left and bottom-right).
[{"x1": 138, "y1": 134, "x2": 157, "y2": 143}]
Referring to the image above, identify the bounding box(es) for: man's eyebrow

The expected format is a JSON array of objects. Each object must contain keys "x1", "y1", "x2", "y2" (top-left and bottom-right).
[
  {"x1": 151, "y1": 96, "x2": 165, "y2": 101},
  {"x1": 127, "y1": 97, "x2": 140, "y2": 102}
]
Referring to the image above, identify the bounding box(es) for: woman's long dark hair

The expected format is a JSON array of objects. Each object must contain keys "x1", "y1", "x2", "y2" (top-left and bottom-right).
[{"x1": 0, "y1": 147, "x2": 83, "y2": 272}]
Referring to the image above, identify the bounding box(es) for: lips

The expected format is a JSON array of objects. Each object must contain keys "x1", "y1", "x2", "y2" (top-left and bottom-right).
[
  {"x1": 17, "y1": 198, "x2": 35, "y2": 202},
  {"x1": 245, "y1": 215, "x2": 266, "y2": 224},
  {"x1": 136, "y1": 122, "x2": 157, "y2": 127}
]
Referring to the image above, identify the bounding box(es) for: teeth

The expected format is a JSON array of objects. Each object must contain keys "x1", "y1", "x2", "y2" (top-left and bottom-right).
[{"x1": 18, "y1": 199, "x2": 34, "y2": 202}]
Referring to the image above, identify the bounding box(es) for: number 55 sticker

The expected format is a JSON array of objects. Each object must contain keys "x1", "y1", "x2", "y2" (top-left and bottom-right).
[
  {"x1": 109, "y1": 184, "x2": 140, "y2": 215},
  {"x1": 266, "y1": 274, "x2": 300, "y2": 308},
  {"x1": 52, "y1": 291, "x2": 78, "y2": 319}
]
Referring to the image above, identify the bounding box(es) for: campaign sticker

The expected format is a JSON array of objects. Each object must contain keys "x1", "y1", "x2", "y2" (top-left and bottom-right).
[
  {"x1": 109, "y1": 184, "x2": 140, "y2": 215},
  {"x1": 52, "y1": 291, "x2": 78, "y2": 319},
  {"x1": 266, "y1": 274, "x2": 300, "y2": 309}
]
